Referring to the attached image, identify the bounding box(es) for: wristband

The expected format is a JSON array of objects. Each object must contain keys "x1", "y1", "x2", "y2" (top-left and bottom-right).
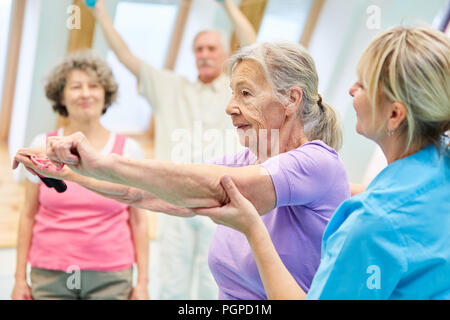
[
  {"x1": 85, "y1": 0, "x2": 97, "y2": 8},
  {"x1": 31, "y1": 156, "x2": 67, "y2": 193}
]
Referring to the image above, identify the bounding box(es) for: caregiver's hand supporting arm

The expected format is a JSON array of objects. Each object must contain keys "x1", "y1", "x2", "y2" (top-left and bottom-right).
[
  {"x1": 45, "y1": 132, "x2": 276, "y2": 213},
  {"x1": 195, "y1": 176, "x2": 307, "y2": 300}
]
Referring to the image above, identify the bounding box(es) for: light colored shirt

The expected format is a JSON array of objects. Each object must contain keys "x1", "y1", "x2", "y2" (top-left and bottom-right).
[
  {"x1": 307, "y1": 143, "x2": 450, "y2": 300},
  {"x1": 208, "y1": 140, "x2": 350, "y2": 299},
  {"x1": 139, "y1": 63, "x2": 238, "y2": 162}
]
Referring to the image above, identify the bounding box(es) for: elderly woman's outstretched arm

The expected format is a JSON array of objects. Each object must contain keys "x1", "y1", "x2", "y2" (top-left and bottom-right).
[
  {"x1": 68, "y1": 172, "x2": 198, "y2": 217},
  {"x1": 16, "y1": 132, "x2": 276, "y2": 214},
  {"x1": 12, "y1": 147, "x2": 195, "y2": 217}
]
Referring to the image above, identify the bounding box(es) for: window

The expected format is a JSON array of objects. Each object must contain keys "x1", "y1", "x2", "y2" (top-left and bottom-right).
[
  {"x1": 0, "y1": 0, "x2": 13, "y2": 104},
  {"x1": 432, "y1": 1, "x2": 450, "y2": 34},
  {"x1": 100, "y1": 1, "x2": 178, "y2": 134},
  {"x1": 257, "y1": 0, "x2": 313, "y2": 42}
]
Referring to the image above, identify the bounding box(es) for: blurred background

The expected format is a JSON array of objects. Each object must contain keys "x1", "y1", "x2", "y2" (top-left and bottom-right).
[{"x1": 0, "y1": 0, "x2": 449, "y2": 299}]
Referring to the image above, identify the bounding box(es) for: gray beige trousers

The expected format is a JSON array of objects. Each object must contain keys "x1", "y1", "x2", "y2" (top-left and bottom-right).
[{"x1": 30, "y1": 267, "x2": 133, "y2": 300}]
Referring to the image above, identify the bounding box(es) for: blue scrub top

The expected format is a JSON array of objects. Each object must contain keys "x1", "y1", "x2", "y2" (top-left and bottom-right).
[{"x1": 307, "y1": 142, "x2": 450, "y2": 299}]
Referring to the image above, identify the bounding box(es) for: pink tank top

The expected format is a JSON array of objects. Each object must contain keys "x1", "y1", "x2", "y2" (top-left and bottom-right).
[{"x1": 28, "y1": 131, "x2": 135, "y2": 272}]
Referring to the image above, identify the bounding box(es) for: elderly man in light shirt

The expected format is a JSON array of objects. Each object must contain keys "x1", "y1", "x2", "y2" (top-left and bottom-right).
[{"x1": 91, "y1": 0, "x2": 257, "y2": 299}]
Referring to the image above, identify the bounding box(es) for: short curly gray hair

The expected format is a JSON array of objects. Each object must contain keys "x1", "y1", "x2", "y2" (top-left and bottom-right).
[{"x1": 44, "y1": 50, "x2": 118, "y2": 117}]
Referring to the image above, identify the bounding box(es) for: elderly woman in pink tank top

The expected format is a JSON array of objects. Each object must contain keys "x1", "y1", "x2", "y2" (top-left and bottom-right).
[{"x1": 11, "y1": 51, "x2": 149, "y2": 300}]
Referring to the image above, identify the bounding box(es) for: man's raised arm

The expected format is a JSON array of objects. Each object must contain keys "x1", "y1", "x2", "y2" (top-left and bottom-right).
[
  {"x1": 92, "y1": 0, "x2": 141, "y2": 76},
  {"x1": 220, "y1": 0, "x2": 257, "y2": 47}
]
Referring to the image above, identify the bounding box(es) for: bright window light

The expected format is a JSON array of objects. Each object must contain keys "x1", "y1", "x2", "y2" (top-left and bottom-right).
[
  {"x1": 101, "y1": 1, "x2": 177, "y2": 134},
  {"x1": 258, "y1": 0, "x2": 313, "y2": 42},
  {"x1": 0, "y1": 0, "x2": 13, "y2": 104}
]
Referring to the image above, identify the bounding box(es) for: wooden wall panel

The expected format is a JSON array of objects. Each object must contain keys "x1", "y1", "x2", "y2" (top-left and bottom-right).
[
  {"x1": 0, "y1": 0, "x2": 27, "y2": 143},
  {"x1": 58, "y1": 0, "x2": 97, "y2": 129},
  {"x1": 0, "y1": 143, "x2": 25, "y2": 248},
  {"x1": 299, "y1": 0, "x2": 326, "y2": 48},
  {"x1": 66, "y1": 0, "x2": 97, "y2": 53},
  {"x1": 230, "y1": 0, "x2": 268, "y2": 53}
]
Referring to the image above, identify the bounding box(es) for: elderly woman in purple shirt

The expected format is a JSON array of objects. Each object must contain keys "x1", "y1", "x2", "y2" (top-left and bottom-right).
[{"x1": 14, "y1": 42, "x2": 350, "y2": 299}]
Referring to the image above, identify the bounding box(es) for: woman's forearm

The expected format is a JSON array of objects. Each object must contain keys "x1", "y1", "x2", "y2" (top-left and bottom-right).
[
  {"x1": 246, "y1": 221, "x2": 306, "y2": 300},
  {"x1": 90, "y1": 152, "x2": 275, "y2": 214},
  {"x1": 129, "y1": 208, "x2": 150, "y2": 285},
  {"x1": 94, "y1": 7, "x2": 141, "y2": 76},
  {"x1": 99, "y1": 154, "x2": 229, "y2": 208},
  {"x1": 68, "y1": 169, "x2": 138, "y2": 204},
  {"x1": 15, "y1": 182, "x2": 39, "y2": 282},
  {"x1": 15, "y1": 215, "x2": 35, "y2": 281},
  {"x1": 67, "y1": 170, "x2": 195, "y2": 217},
  {"x1": 222, "y1": 0, "x2": 257, "y2": 46},
  {"x1": 46, "y1": 132, "x2": 275, "y2": 213}
]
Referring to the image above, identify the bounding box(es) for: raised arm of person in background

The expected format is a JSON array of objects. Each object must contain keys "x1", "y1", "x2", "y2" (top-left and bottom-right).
[
  {"x1": 92, "y1": 0, "x2": 257, "y2": 78},
  {"x1": 195, "y1": 175, "x2": 306, "y2": 300},
  {"x1": 219, "y1": 0, "x2": 257, "y2": 46},
  {"x1": 91, "y1": 0, "x2": 141, "y2": 76}
]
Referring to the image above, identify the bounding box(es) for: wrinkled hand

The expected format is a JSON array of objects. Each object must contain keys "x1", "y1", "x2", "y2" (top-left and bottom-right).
[
  {"x1": 11, "y1": 280, "x2": 33, "y2": 300},
  {"x1": 46, "y1": 132, "x2": 105, "y2": 179},
  {"x1": 193, "y1": 175, "x2": 261, "y2": 235},
  {"x1": 13, "y1": 147, "x2": 72, "y2": 180},
  {"x1": 13, "y1": 147, "x2": 46, "y2": 174}
]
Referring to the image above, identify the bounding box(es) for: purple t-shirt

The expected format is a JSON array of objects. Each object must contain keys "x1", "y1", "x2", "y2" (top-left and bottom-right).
[{"x1": 208, "y1": 140, "x2": 350, "y2": 299}]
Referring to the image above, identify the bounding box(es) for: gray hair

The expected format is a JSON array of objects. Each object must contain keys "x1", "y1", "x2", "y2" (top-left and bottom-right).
[
  {"x1": 45, "y1": 50, "x2": 118, "y2": 117},
  {"x1": 228, "y1": 42, "x2": 343, "y2": 151},
  {"x1": 193, "y1": 29, "x2": 230, "y2": 53}
]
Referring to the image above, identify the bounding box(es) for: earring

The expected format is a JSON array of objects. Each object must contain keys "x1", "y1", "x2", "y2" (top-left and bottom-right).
[{"x1": 387, "y1": 129, "x2": 394, "y2": 137}]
